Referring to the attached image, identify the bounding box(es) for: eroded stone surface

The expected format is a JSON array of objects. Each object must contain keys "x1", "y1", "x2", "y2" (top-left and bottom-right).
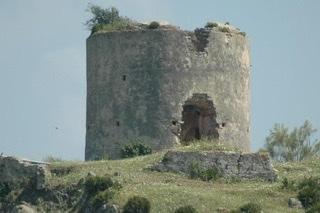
[
  {"x1": 11, "y1": 203, "x2": 36, "y2": 213},
  {"x1": 152, "y1": 151, "x2": 277, "y2": 181},
  {"x1": 0, "y1": 156, "x2": 50, "y2": 190}
]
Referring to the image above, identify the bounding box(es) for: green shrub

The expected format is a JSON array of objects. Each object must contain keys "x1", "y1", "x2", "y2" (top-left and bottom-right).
[
  {"x1": 189, "y1": 162, "x2": 221, "y2": 181},
  {"x1": 306, "y1": 202, "x2": 320, "y2": 213},
  {"x1": 92, "y1": 189, "x2": 116, "y2": 208},
  {"x1": 0, "y1": 183, "x2": 11, "y2": 201},
  {"x1": 91, "y1": 23, "x2": 105, "y2": 34},
  {"x1": 225, "y1": 176, "x2": 242, "y2": 184},
  {"x1": 84, "y1": 176, "x2": 114, "y2": 195},
  {"x1": 189, "y1": 162, "x2": 202, "y2": 179},
  {"x1": 103, "y1": 20, "x2": 133, "y2": 32},
  {"x1": 219, "y1": 26, "x2": 231, "y2": 33},
  {"x1": 148, "y1": 21, "x2": 160, "y2": 29},
  {"x1": 239, "y1": 32, "x2": 246, "y2": 37},
  {"x1": 121, "y1": 142, "x2": 152, "y2": 158},
  {"x1": 161, "y1": 154, "x2": 171, "y2": 164},
  {"x1": 83, "y1": 175, "x2": 122, "y2": 210},
  {"x1": 205, "y1": 22, "x2": 218, "y2": 28},
  {"x1": 297, "y1": 177, "x2": 320, "y2": 208},
  {"x1": 237, "y1": 202, "x2": 262, "y2": 213},
  {"x1": 281, "y1": 177, "x2": 297, "y2": 191},
  {"x1": 123, "y1": 196, "x2": 151, "y2": 213},
  {"x1": 204, "y1": 167, "x2": 222, "y2": 181},
  {"x1": 86, "y1": 5, "x2": 134, "y2": 34},
  {"x1": 86, "y1": 5, "x2": 120, "y2": 29},
  {"x1": 84, "y1": 175, "x2": 122, "y2": 209},
  {"x1": 175, "y1": 205, "x2": 197, "y2": 213}
]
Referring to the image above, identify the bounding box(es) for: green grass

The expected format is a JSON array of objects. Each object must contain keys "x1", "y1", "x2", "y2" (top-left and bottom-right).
[
  {"x1": 47, "y1": 144, "x2": 320, "y2": 213},
  {"x1": 175, "y1": 139, "x2": 240, "y2": 152},
  {"x1": 91, "y1": 20, "x2": 136, "y2": 34}
]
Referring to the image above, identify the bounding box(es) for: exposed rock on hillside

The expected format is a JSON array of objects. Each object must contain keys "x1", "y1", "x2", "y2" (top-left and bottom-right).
[
  {"x1": 0, "y1": 156, "x2": 50, "y2": 190},
  {"x1": 11, "y1": 202, "x2": 36, "y2": 213},
  {"x1": 152, "y1": 151, "x2": 278, "y2": 181}
]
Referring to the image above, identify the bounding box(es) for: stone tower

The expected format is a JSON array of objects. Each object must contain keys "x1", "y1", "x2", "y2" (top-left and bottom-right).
[{"x1": 85, "y1": 23, "x2": 250, "y2": 160}]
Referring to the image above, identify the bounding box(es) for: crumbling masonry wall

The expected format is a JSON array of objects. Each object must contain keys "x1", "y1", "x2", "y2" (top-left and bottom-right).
[
  {"x1": 0, "y1": 156, "x2": 50, "y2": 190},
  {"x1": 152, "y1": 151, "x2": 277, "y2": 181},
  {"x1": 85, "y1": 26, "x2": 250, "y2": 160}
]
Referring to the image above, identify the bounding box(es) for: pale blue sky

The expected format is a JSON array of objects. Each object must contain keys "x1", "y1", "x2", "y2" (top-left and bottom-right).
[{"x1": 0, "y1": 0, "x2": 319, "y2": 160}]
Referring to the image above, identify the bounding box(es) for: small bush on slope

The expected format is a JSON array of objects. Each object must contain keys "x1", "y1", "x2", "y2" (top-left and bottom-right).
[
  {"x1": 297, "y1": 177, "x2": 320, "y2": 208},
  {"x1": 306, "y1": 202, "x2": 320, "y2": 213},
  {"x1": 0, "y1": 183, "x2": 11, "y2": 202},
  {"x1": 85, "y1": 176, "x2": 114, "y2": 195},
  {"x1": 121, "y1": 142, "x2": 152, "y2": 158},
  {"x1": 281, "y1": 177, "x2": 298, "y2": 191},
  {"x1": 123, "y1": 196, "x2": 151, "y2": 213},
  {"x1": 188, "y1": 161, "x2": 222, "y2": 181},
  {"x1": 92, "y1": 189, "x2": 116, "y2": 208},
  {"x1": 83, "y1": 175, "x2": 122, "y2": 209}
]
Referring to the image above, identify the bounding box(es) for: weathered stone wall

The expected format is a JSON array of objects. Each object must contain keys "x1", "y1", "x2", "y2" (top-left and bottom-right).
[
  {"x1": 152, "y1": 151, "x2": 277, "y2": 181},
  {"x1": 85, "y1": 25, "x2": 250, "y2": 160}
]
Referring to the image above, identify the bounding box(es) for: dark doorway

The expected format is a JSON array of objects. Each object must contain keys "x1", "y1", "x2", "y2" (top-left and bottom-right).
[
  {"x1": 180, "y1": 93, "x2": 219, "y2": 143},
  {"x1": 181, "y1": 105, "x2": 201, "y2": 141}
]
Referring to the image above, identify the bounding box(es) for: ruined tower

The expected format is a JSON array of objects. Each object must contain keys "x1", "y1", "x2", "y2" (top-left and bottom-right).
[{"x1": 85, "y1": 23, "x2": 250, "y2": 160}]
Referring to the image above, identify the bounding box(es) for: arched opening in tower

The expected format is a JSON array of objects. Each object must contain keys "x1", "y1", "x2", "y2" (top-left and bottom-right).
[{"x1": 181, "y1": 93, "x2": 219, "y2": 143}]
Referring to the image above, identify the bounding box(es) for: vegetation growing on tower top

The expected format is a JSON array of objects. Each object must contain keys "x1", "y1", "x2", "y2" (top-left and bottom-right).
[
  {"x1": 85, "y1": 5, "x2": 136, "y2": 34},
  {"x1": 148, "y1": 21, "x2": 160, "y2": 29},
  {"x1": 85, "y1": 5, "x2": 169, "y2": 34},
  {"x1": 205, "y1": 22, "x2": 218, "y2": 28},
  {"x1": 85, "y1": 5, "x2": 247, "y2": 36}
]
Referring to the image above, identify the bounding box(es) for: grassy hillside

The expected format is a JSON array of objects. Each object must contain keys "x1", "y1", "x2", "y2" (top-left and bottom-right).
[{"x1": 47, "y1": 145, "x2": 320, "y2": 213}]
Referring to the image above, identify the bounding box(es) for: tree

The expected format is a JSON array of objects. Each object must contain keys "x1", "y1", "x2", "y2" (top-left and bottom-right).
[
  {"x1": 265, "y1": 120, "x2": 320, "y2": 161},
  {"x1": 86, "y1": 5, "x2": 120, "y2": 30},
  {"x1": 85, "y1": 4, "x2": 133, "y2": 34}
]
